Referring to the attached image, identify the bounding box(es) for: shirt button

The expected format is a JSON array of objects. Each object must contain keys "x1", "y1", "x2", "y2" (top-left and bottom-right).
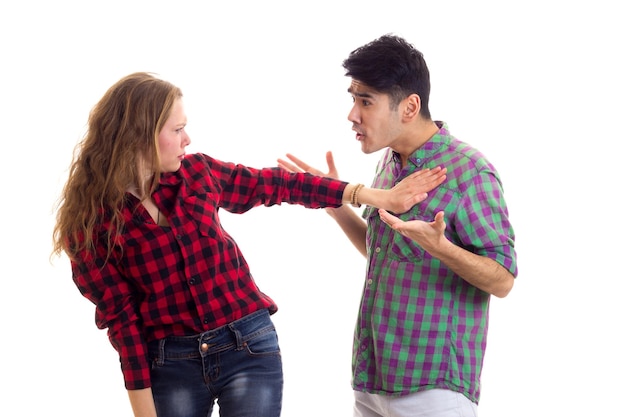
[
  {"x1": 375, "y1": 247, "x2": 381, "y2": 253},
  {"x1": 201, "y1": 343, "x2": 209, "y2": 352},
  {"x1": 367, "y1": 279, "x2": 373, "y2": 285},
  {"x1": 176, "y1": 234, "x2": 182, "y2": 240},
  {"x1": 189, "y1": 278, "x2": 196, "y2": 285}
]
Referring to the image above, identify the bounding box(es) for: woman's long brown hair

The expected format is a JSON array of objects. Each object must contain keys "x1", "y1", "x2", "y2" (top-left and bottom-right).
[{"x1": 52, "y1": 72, "x2": 182, "y2": 263}]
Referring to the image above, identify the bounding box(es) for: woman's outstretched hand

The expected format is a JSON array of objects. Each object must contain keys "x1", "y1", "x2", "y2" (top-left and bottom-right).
[
  {"x1": 278, "y1": 152, "x2": 447, "y2": 214},
  {"x1": 384, "y1": 167, "x2": 447, "y2": 213}
]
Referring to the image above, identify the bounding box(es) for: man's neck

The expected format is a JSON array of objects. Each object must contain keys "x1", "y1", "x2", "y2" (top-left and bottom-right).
[{"x1": 396, "y1": 120, "x2": 440, "y2": 167}]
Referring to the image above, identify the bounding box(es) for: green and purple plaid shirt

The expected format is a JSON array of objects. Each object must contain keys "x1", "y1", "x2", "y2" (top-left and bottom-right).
[{"x1": 353, "y1": 122, "x2": 517, "y2": 404}]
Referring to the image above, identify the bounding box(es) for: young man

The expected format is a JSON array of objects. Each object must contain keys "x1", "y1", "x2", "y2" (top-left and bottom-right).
[{"x1": 279, "y1": 34, "x2": 518, "y2": 417}]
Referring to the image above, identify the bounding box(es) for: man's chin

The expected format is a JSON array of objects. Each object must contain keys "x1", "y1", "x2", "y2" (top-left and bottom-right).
[{"x1": 360, "y1": 142, "x2": 378, "y2": 155}]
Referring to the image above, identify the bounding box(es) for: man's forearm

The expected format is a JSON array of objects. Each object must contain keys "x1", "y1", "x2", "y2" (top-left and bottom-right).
[{"x1": 326, "y1": 205, "x2": 367, "y2": 257}]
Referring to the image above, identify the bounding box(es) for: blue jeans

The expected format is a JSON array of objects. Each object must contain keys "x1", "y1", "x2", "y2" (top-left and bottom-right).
[{"x1": 148, "y1": 309, "x2": 283, "y2": 417}]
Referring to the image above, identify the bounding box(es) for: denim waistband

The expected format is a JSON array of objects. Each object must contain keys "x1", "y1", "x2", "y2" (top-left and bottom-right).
[{"x1": 148, "y1": 309, "x2": 273, "y2": 361}]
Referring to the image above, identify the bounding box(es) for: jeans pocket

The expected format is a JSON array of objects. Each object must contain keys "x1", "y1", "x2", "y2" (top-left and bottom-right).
[{"x1": 244, "y1": 328, "x2": 281, "y2": 356}]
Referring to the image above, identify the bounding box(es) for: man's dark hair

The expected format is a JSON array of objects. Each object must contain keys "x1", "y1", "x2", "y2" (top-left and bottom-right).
[{"x1": 342, "y1": 34, "x2": 431, "y2": 119}]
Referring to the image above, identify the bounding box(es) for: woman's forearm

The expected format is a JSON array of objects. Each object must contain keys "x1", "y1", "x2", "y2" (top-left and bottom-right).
[{"x1": 128, "y1": 388, "x2": 157, "y2": 417}]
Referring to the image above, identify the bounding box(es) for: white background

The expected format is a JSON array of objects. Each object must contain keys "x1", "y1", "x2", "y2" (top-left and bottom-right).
[{"x1": 1, "y1": 1, "x2": 624, "y2": 416}]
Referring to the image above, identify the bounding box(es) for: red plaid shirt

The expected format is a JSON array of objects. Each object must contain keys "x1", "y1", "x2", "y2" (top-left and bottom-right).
[{"x1": 71, "y1": 153, "x2": 347, "y2": 389}]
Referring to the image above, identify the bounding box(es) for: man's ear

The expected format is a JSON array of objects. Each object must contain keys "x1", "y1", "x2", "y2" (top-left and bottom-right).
[{"x1": 402, "y1": 94, "x2": 421, "y2": 120}]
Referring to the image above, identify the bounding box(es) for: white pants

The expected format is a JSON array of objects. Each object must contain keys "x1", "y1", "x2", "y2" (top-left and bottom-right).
[{"x1": 354, "y1": 389, "x2": 478, "y2": 417}]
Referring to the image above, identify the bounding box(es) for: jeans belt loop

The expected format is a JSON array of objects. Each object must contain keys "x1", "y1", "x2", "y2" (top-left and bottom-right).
[{"x1": 228, "y1": 322, "x2": 244, "y2": 350}]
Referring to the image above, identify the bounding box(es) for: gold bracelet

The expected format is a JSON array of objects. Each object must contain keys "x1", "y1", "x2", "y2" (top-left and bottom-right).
[{"x1": 351, "y1": 183, "x2": 364, "y2": 208}]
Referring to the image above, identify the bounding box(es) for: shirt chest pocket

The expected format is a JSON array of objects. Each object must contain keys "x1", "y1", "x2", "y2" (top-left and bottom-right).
[
  {"x1": 183, "y1": 194, "x2": 221, "y2": 238},
  {"x1": 365, "y1": 206, "x2": 426, "y2": 263},
  {"x1": 182, "y1": 194, "x2": 238, "y2": 265}
]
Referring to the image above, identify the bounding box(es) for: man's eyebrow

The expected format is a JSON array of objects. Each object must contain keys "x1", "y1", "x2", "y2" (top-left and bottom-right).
[{"x1": 347, "y1": 88, "x2": 374, "y2": 98}]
